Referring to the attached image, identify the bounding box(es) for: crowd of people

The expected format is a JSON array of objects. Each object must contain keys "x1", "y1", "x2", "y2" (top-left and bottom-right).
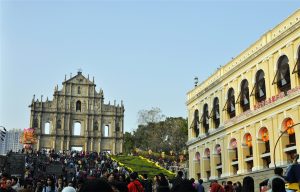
[{"x1": 0, "y1": 150, "x2": 299, "y2": 192}]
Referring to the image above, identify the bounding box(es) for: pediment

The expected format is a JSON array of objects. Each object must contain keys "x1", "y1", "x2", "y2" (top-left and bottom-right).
[{"x1": 64, "y1": 73, "x2": 94, "y2": 85}]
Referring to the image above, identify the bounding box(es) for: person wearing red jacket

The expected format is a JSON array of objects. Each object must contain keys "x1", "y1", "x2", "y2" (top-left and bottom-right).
[{"x1": 128, "y1": 172, "x2": 144, "y2": 192}]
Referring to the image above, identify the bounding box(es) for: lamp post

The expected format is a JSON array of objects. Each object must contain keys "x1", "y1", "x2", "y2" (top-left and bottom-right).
[{"x1": 273, "y1": 122, "x2": 300, "y2": 167}]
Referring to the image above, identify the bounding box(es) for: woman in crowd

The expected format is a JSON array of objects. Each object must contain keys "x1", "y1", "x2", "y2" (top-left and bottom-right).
[{"x1": 42, "y1": 177, "x2": 57, "y2": 192}]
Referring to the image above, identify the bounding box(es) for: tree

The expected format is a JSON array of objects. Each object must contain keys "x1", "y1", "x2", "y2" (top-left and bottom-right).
[
  {"x1": 137, "y1": 107, "x2": 165, "y2": 125},
  {"x1": 125, "y1": 107, "x2": 188, "y2": 155},
  {"x1": 124, "y1": 132, "x2": 134, "y2": 154}
]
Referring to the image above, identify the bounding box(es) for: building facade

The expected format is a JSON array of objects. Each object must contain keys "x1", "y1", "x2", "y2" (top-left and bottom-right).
[
  {"x1": 29, "y1": 71, "x2": 124, "y2": 154},
  {"x1": 187, "y1": 10, "x2": 300, "y2": 185},
  {"x1": 0, "y1": 129, "x2": 23, "y2": 155}
]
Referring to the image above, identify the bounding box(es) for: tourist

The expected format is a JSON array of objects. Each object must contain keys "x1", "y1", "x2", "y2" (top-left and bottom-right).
[
  {"x1": 141, "y1": 174, "x2": 152, "y2": 192},
  {"x1": 197, "y1": 179, "x2": 204, "y2": 192},
  {"x1": 152, "y1": 175, "x2": 159, "y2": 192},
  {"x1": 224, "y1": 181, "x2": 234, "y2": 192},
  {"x1": 42, "y1": 176, "x2": 58, "y2": 192},
  {"x1": 78, "y1": 179, "x2": 113, "y2": 192},
  {"x1": 157, "y1": 173, "x2": 170, "y2": 192},
  {"x1": 242, "y1": 176, "x2": 254, "y2": 192},
  {"x1": 285, "y1": 154, "x2": 300, "y2": 191},
  {"x1": 127, "y1": 172, "x2": 144, "y2": 192},
  {"x1": 171, "y1": 171, "x2": 183, "y2": 191},
  {"x1": 234, "y1": 182, "x2": 242, "y2": 192},
  {"x1": 267, "y1": 167, "x2": 285, "y2": 190},
  {"x1": 210, "y1": 180, "x2": 224, "y2": 192},
  {"x1": 271, "y1": 177, "x2": 286, "y2": 192},
  {"x1": 62, "y1": 186, "x2": 76, "y2": 192}
]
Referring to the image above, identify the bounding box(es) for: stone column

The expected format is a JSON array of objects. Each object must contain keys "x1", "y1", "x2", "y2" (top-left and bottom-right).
[
  {"x1": 37, "y1": 136, "x2": 41, "y2": 150},
  {"x1": 238, "y1": 145, "x2": 248, "y2": 174},
  {"x1": 61, "y1": 138, "x2": 64, "y2": 151},
  {"x1": 98, "y1": 139, "x2": 101, "y2": 153},
  {"x1": 90, "y1": 138, "x2": 94, "y2": 151},
  {"x1": 210, "y1": 154, "x2": 219, "y2": 180},
  {"x1": 67, "y1": 137, "x2": 70, "y2": 150}
]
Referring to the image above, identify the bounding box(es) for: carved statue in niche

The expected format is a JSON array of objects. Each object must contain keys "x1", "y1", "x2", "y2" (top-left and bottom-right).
[
  {"x1": 57, "y1": 119, "x2": 62, "y2": 129},
  {"x1": 94, "y1": 121, "x2": 98, "y2": 131},
  {"x1": 33, "y1": 118, "x2": 38, "y2": 128}
]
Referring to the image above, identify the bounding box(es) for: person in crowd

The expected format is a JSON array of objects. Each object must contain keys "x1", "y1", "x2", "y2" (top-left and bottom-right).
[
  {"x1": 271, "y1": 177, "x2": 286, "y2": 192},
  {"x1": 78, "y1": 179, "x2": 113, "y2": 192},
  {"x1": 34, "y1": 180, "x2": 44, "y2": 192},
  {"x1": 234, "y1": 182, "x2": 242, "y2": 192},
  {"x1": 197, "y1": 179, "x2": 204, "y2": 192},
  {"x1": 56, "y1": 177, "x2": 64, "y2": 192},
  {"x1": 153, "y1": 175, "x2": 159, "y2": 192},
  {"x1": 171, "y1": 171, "x2": 183, "y2": 192},
  {"x1": 141, "y1": 174, "x2": 152, "y2": 192},
  {"x1": 108, "y1": 173, "x2": 115, "y2": 183},
  {"x1": 157, "y1": 173, "x2": 170, "y2": 192},
  {"x1": 285, "y1": 154, "x2": 300, "y2": 191},
  {"x1": 62, "y1": 186, "x2": 76, "y2": 192},
  {"x1": 224, "y1": 181, "x2": 234, "y2": 192},
  {"x1": 190, "y1": 178, "x2": 196, "y2": 190},
  {"x1": 267, "y1": 167, "x2": 285, "y2": 190},
  {"x1": 242, "y1": 176, "x2": 254, "y2": 192},
  {"x1": 172, "y1": 179, "x2": 196, "y2": 192},
  {"x1": 127, "y1": 172, "x2": 144, "y2": 192},
  {"x1": 11, "y1": 176, "x2": 20, "y2": 191},
  {"x1": 110, "y1": 180, "x2": 128, "y2": 192},
  {"x1": 210, "y1": 180, "x2": 224, "y2": 192},
  {"x1": 0, "y1": 172, "x2": 10, "y2": 190},
  {"x1": 5, "y1": 178, "x2": 17, "y2": 192},
  {"x1": 42, "y1": 176, "x2": 58, "y2": 192}
]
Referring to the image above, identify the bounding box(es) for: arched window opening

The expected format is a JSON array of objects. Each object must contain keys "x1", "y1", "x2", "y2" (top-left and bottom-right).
[
  {"x1": 194, "y1": 110, "x2": 199, "y2": 137},
  {"x1": 194, "y1": 152, "x2": 201, "y2": 179},
  {"x1": 202, "y1": 104, "x2": 209, "y2": 134},
  {"x1": 94, "y1": 121, "x2": 98, "y2": 131},
  {"x1": 230, "y1": 138, "x2": 238, "y2": 161},
  {"x1": 227, "y1": 88, "x2": 236, "y2": 118},
  {"x1": 104, "y1": 125, "x2": 109, "y2": 137},
  {"x1": 240, "y1": 80, "x2": 250, "y2": 112},
  {"x1": 44, "y1": 122, "x2": 50, "y2": 134},
  {"x1": 78, "y1": 86, "x2": 81, "y2": 94},
  {"x1": 259, "y1": 127, "x2": 271, "y2": 168},
  {"x1": 276, "y1": 55, "x2": 291, "y2": 93},
  {"x1": 244, "y1": 133, "x2": 253, "y2": 156},
  {"x1": 255, "y1": 70, "x2": 266, "y2": 102},
  {"x1": 284, "y1": 118, "x2": 296, "y2": 148},
  {"x1": 281, "y1": 118, "x2": 297, "y2": 163},
  {"x1": 213, "y1": 98, "x2": 220, "y2": 128},
  {"x1": 76, "y1": 101, "x2": 81, "y2": 112},
  {"x1": 243, "y1": 133, "x2": 253, "y2": 172},
  {"x1": 73, "y1": 122, "x2": 81, "y2": 136},
  {"x1": 57, "y1": 120, "x2": 61, "y2": 129}
]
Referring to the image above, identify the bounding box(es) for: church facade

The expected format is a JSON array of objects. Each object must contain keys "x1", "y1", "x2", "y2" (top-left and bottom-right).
[{"x1": 29, "y1": 71, "x2": 124, "y2": 154}]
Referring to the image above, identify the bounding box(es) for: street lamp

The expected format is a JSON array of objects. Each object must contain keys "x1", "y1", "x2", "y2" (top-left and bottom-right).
[
  {"x1": 0, "y1": 126, "x2": 7, "y2": 141},
  {"x1": 273, "y1": 122, "x2": 300, "y2": 167}
]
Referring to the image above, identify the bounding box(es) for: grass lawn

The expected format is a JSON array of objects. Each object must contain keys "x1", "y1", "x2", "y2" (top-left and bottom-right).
[{"x1": 111, "y1": 155, "x2": 176, "y2": 180}]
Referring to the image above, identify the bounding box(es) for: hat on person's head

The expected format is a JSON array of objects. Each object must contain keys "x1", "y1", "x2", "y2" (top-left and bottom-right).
[{"x1": 62, "y1": 186, "x2": 76, "y2": 192}]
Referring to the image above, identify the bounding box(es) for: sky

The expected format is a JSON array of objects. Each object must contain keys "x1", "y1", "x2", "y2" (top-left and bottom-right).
[{"x1": 0, "y1": 0, "x2": 300, "y2": 133}]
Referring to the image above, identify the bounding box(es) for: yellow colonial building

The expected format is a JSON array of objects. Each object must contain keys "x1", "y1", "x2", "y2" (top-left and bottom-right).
[{"x1": 186, "y1": 9, "x2": 300, "y2": 184}]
